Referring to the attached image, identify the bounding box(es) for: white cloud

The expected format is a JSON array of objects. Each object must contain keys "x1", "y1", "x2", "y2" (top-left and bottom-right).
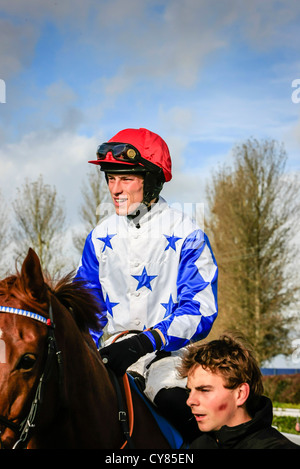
[
  {"x1": 0, "y1": 0, "x2": 300, "y2": 269},
  {"x1": 0, "y1": 0, "x2": 93, "y2": 25},
  {"x1": 0, "y1": 18, "x2": 38, "y2": 78},
  {"x1": 0, "y1": 129, "x2": 101, "y2": 220}
]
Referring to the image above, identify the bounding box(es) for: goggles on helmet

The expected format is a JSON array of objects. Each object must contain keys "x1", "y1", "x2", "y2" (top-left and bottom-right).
[
  {"x1": 97, "y1": 142, "x2": 140, "y2": 161},
  {"x1": 96, "y1": 142, "x2": 162, "y2": 175}
]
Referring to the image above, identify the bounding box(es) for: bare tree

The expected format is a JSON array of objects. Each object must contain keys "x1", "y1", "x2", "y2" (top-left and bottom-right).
[
  {"x1": 206, "y1": 138, "x2": 300, "y2": 364},
  {"x1": 12, "y1": 174, "x2": 67, "y2": 276},
  {"x1": 73, "y1": 168, "x2": 112, "y2": 254}
]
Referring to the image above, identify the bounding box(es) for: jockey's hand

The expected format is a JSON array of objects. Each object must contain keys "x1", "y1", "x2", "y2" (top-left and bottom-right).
[{"x1": 100, "y1": 331, "x2": 162, "y2": 376}]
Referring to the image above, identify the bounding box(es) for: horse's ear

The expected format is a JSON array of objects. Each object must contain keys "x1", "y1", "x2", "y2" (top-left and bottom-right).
[{"x1": 21, "y1": 248, "x2": 47, "y2": 300}]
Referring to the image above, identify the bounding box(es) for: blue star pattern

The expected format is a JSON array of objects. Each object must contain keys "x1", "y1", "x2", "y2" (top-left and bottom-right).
[
  {"x1": 105, "y1": 293, "x2": 119, "y2": 317},
  {"x1": 97, "y1": 232, "x2": 116, "y2": 252},
  {"x1": 161, "y1": 294, "x2": 177, "y2": 318},
  {"x1": 132, "y1": 267, "x2": 157, "y2": 291},
  {"x1": 75, "y1": 197, "x2": 218, "y2": 352},
  {"x1": 164, "y1": 233, "x2": 182, "y2": 251}
]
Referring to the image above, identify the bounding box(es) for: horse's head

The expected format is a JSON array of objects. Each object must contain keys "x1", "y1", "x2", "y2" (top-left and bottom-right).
[
  {"x1": 0, "y1": 249, "x2": 52, "y2": 448},
  {"x1": 0, "y1": 248, "x2": 102, "y2": 448}
]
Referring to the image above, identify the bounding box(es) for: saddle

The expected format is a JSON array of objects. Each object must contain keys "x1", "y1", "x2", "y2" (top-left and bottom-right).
[
  {"x1": 128, "y1": 373, "x2": 185, "y2": 448},
  {"x1": 105, "y1": 331, "x2": 185, "y2": 449},
  {"x1": 109, "y1": 368, "x2": 185, "y2": 449}
]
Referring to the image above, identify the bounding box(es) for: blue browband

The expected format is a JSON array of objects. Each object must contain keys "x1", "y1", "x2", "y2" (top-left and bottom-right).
[
  {"x1": 0, "y1": 305, "x2": 48, "y2": 325},
  {"x1": 0, "y1": 301, "x2": 60, "y2": 448}
]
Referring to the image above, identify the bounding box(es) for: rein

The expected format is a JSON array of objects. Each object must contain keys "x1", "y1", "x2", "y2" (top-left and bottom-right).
[
  {"x1": 107, "y1": 331, "x2": 135, "y2": 449},
  {"x1": 0, "y1": 302, "x2": 63, "y2": 449}
]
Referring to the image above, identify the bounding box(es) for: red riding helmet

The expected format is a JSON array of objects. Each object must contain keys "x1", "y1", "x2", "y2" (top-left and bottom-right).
[{"x1": 89, "y1": 128, "x2": 172, "y2": 204}]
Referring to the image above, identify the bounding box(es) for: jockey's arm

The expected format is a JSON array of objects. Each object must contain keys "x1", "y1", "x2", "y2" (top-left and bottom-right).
[{"x1": 150, "y1": 230, "x2": 218, "y2": 352}]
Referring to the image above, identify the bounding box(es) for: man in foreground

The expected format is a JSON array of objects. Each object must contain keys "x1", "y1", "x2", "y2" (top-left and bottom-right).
[{"x1": 178, "y1": 334, "x2": 299, "y2": 449}]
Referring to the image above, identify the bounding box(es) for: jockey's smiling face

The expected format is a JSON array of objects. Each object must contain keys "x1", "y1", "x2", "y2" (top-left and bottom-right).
[{"x1": 107, "y1": 173, "x2": 144, "y2": 216}]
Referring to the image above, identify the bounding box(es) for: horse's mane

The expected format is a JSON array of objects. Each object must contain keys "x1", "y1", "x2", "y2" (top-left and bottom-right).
[
  {"x1": 0, "y1": 271, "x2": 101, "y2": 334},
  {"x1": 48, "y1": 273, "x2": 101, "y2": 333}
]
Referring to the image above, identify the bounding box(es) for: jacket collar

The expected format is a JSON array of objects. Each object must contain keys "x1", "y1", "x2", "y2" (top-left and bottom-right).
[
  {"x1": 126, "y1": 196, "x2": 167, "y2": 228},
  {"x1": 209, "y1": 396, "x2": 273, "y2": 448}
]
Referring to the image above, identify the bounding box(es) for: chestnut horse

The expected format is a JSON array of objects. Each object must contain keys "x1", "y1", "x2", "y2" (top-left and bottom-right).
[{"x1": 0, "y1": 248, "x2": 171, "y2": 449}]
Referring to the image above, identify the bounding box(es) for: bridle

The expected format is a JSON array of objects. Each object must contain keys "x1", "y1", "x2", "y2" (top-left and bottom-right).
[
  {"x1": 0, "y1": 302, "x2": 63, "y2": 449},
  {"x1": 0, "y1": 307, "x2": 135, "y2": 449}
]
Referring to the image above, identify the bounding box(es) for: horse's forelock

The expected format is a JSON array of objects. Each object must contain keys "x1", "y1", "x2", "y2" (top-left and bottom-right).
[
  {"x1": 49, "y1": 274, "x2": 101, "y2": 333},
  {"x1": 0, "y1": 273, "x2": 47, "y2": 316},
  {"x1": 0, "y1": 270, "x2": 102, "y2": 334}
]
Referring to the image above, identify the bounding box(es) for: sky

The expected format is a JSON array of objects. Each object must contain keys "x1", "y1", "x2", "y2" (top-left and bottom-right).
[{"x1": 0, "y1": 0, "x2": 300, "y2": 366}]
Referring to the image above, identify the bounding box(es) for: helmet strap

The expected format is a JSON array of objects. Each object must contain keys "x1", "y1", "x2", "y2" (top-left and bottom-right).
[
  {"x1": 143, "y1": 171, "x2": 164, "y2": 206},
  {"x1": 127, "y1": 201, "x2": 155, "y2": 228}
]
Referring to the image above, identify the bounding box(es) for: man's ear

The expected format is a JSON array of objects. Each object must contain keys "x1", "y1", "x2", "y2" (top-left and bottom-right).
[{"x1": 236, "y1": 383, "x2": 250, "y2": 407}]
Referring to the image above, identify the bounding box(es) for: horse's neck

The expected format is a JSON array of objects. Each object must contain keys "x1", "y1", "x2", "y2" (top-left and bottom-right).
[
  {"x1": 51, "y1": 328, "x2": 123, "y2": 448},
  {"x1": 23, "y1": 293, "x2": 122, "y2": 449}
]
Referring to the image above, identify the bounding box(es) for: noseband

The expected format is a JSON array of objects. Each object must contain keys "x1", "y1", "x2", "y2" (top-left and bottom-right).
[{"x1": 0, "y1": 303, "x2": 63, "y2": 449}]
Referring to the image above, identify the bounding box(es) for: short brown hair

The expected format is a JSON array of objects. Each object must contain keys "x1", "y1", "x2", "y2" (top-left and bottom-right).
[{"x1": 178, "y1": 333, "x2": 263, "y2": 414}]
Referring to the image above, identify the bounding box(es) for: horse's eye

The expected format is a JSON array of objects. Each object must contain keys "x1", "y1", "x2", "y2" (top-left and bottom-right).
[{"x1": 16, "y1": 354, "x2": 37, "y2": 371}]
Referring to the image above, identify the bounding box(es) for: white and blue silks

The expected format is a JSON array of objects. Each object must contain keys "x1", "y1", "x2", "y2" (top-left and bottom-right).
[{"x1": 76, "y1": 197, "x2": 218, "y2": 400}]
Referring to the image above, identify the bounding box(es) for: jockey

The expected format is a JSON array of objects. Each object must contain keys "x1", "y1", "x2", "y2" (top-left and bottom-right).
[{"x1": 75, "y1": 128, "x2": 218, "y2": 442}]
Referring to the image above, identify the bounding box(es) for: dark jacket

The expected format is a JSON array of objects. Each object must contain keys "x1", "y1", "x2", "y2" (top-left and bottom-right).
[{"x1": 190, "y1": 396, "x2": 300, "y2": 449}]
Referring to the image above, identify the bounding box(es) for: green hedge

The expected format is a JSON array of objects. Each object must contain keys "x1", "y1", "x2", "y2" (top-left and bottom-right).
[
  {"x1": 272, "y1": 416, "x2": 299, "y2": 435},
  {"x1": 262, "y1": 374, "x2": 300, "y2": 404},
  {"x1": 262, "y1": 374, "x2": 300, "y2": 435}
]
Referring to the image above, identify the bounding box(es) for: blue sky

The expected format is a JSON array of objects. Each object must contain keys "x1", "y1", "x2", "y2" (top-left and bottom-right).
[
  {"x1": 0, "y1": 0, "x2": 300, "y2": 239},
  {"x1": 0, "y1": 0, "x2": 300, "y2": 365}
]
